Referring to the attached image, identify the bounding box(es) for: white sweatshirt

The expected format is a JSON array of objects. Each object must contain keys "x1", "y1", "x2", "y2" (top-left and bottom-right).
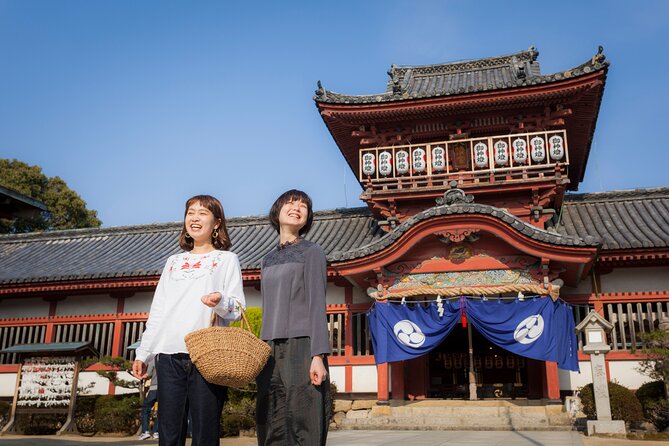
[{"x1": 135, "y1": 250, "x2": 246, "y2": 363}]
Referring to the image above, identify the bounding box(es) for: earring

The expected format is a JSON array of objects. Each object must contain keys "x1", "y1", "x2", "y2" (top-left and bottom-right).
[
  {"x1": 212, "y1": 229, "x2": 219, "y2": 239},
  {"x1": 185, "y1": 233, "x2": 192, "y2": 240}
]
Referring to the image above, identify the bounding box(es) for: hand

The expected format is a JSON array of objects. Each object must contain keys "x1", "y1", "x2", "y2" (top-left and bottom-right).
[
  {"x1": 201, "y1": 292, "x2": 222, "y2": 307},
  {"x1": 132, "y1": 360, "x2": 148, "y2": 380},
  {"x1": 310, "y1": 355, "x2": 328, "y2": 386}
]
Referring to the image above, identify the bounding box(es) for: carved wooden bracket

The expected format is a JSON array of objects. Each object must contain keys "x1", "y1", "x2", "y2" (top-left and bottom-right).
[{"x1": 435, "y1": 229, "x2": 481, "y2": 243}]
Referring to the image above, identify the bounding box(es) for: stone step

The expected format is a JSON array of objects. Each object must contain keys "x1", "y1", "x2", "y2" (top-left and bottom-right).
[{"x1": 338, "y1": 401, "x2": 574, "y2": 431}]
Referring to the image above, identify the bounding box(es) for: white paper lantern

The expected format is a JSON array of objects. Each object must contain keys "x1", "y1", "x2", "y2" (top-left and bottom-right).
[
  {"x1": 395, "y1": 150, "x2": 410, "y2": 174},
  {"x1": 361, "y1": 152, "x2": 376, "y2": 176},
  {"x1": 412, "y1": 148, "x2": 426, "y2": 173},
  {"x1": 473, "y1": 142, "x2": 488, "y2": 168},
  {"x1": 431, "y1": 146, "x2": 446, "y2": 172},
  {"x1": 494, "y1": 141, "x2": 509, "y2": 166},
  {"x1": 549, "y1": 135, "x2": 565, "y2": 160},
  {"x1": 530, "y1": 136, "x2": 546, "y2": 163},
  {"x1": 512, "y1": 138, "x2": 528, "y2": 164},
  {"x1": 378, "y1": 151, "x2": 393, "y2": 176}
]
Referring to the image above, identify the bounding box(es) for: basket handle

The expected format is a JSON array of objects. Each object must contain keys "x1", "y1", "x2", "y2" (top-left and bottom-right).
[{"x1": 209, "y1": 300, "x2": 251, "y2": 332}]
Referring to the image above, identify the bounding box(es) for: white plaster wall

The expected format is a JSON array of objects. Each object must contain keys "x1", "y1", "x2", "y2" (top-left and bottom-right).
[
  {"x1": 352, "y1": 287, "x2": 372, "y2": 304},
  {"x1": 559, "y1": 361, "x2": 592, "y2": 391},
  {"x1": 562, "y1": 279, "x2": 593, "y2": 296},
  {"x1": 559, "y1": 360, "x2": 654, "y2": 391},
  {"x1": 113, "y1": 371, "x2": 140, "y2": 395},
  {"x1": 0, "y1": 298, "x2": 50, "y2": 319},
  {"x1": 329, "y1": 365, "x2": 345, "y2": 393},
  {"x1": 608, "y1": 361, "x2": 654, "y2": 390},
  {"x1": 351, "y1": 365, "x2": 377, "y2": 393},
  {"x1": 56, "y1": 295, "x2": 117, "y2": 316},
  {"x1": 326, "y1": 284, "x2": 345, "y2": 305},
  {"x1": 601, "y1": 267, "x2": 669, "y2": 293},
  {"x1": 78, "y1": 371, "x2": 111, "y2": 395},
  {"x1": 0, "y1": 373, "x2": 17, "y2": 397},
  {"x1": 242, "y1": 287, "x2": 262, "y2": 308},
  {"x1": 123, "y1": 292, "x2": 155, "y2": 314}
]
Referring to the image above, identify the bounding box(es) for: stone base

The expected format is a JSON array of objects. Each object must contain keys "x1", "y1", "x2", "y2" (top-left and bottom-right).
[
  {"x1": 586, "y1": 420, "x2": 626, "y2": 437},
  {"x1": 337, "y1": 400, "x2": 575, "y2": 431}
]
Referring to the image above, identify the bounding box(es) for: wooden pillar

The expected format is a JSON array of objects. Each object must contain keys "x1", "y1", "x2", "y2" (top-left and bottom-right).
[
  {"x1": 544, "y1": 361, "x2": 560, "y2": 400},
  {"x1": 390, "y1": 361, "x2": 405, "y2": 400},
  {"x1": 377, "y1": 362, "x2": 389, "y2": 403},
  {"x1": 344, "y1": 286, "x2": 353, "y2": 393},
  {"x1": 44, "y1": 298, "x2": 60, "y2": 343},
  {"x1": 108, "y1": 296, "x2": 126, "y2": 396},
  {"x1": 110, "y1": 296, "x2": 126, "y2": 357}
]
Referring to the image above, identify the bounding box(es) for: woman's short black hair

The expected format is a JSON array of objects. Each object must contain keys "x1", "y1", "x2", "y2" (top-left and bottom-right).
[{"x1": 269, "y1": 189, "x2": 314, "y2": 236}]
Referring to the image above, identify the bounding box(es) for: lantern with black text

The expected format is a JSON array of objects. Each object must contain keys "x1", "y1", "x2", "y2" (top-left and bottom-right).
[
  {"x1": 473, "y1": 142, "x2": 488, "y2": 168},
  {"x1": 361, "y1": 152, "x2": 376, "y2": 176},
  {"x1": 395, "y1": 150, "x2": 410, "y2": 175},
  {"x1": 378, "y1": 151, "x2": 393, "y2": 176},
  {"x1": 412, "y1": 148, "x2": 426, "y2": 174},
  {"x1": 494, "y1": 140, "x2": 509, "y2": 166},
  {"x1": 549, "y1": 135, "x2": 565, "y2": 161},
  {"x1": 512, "y1": 138, "x2": 528, "y2": 164},
  {"x1": 432, "y1": 146, "x2": 446, "y2": 172},
  {"x1": 530, "y1": 136, "x2": 546, "y2": 163}
]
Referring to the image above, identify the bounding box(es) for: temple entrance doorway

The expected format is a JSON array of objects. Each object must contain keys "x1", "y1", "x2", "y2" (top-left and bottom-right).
[{"x1": 427, "y1": 324, "x2": 528, "y2": 399}]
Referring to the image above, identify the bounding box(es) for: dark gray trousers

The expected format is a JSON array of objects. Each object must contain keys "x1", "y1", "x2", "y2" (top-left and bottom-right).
[{"x1": 256, "y1": 337, "x2": 331, "y2": 446}]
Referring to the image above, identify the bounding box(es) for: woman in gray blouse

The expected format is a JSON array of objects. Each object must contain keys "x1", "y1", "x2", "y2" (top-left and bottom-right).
[{"x1": 256, "y1": 189, "x2": 332, "y2": 446}]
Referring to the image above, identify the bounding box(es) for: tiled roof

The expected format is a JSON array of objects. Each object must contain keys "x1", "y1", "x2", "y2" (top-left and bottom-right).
[
  {"x1": 314, "y1": 46, "x2": 608, "y2": 104},
  {"x1": 559, "y1": 188, "x2": 669, "y2": 250},
  {"x1": 0, "y1": 208, "x2": 384, "y2": 285},
  {"x1": 1, "y1": 188, "x2": 666, "y2": 286}
]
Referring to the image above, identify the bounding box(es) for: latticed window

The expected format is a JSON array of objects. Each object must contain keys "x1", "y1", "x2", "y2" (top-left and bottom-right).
[
  {"x1": 325, "y1": 311, "x2": 374, "y2": 356},
  {"x1": 0, "y1": 325, "x2": 46, "y2": 364},
  {"x1": 53, "y1": 323, "x2": 115, "y2": 358},
  {"x1": 603, "y1": 302, "x2": 669, "y2": 351},
  {"x1": 351, "y1": 312, "x2": 373, "y2": 356}
]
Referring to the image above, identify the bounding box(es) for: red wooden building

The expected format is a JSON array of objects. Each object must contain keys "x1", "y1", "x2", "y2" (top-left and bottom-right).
[{"x1": 1, "y1": 46, "x2": 668, "y2": 404}]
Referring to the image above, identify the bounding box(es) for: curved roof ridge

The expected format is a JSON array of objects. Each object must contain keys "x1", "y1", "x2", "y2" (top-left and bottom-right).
[
  {"x1": 315, "y1": 46, "x2": 608, "y2": 105},
  {"x1": 564, "y1": 187, "x2": 669, "y2": 204},
  {"x1": 330, "y1": 202, "x2": 599, "y2": 262},
  {"x1": 392, "y1": 46, "x2": 538, "y2": 74}
]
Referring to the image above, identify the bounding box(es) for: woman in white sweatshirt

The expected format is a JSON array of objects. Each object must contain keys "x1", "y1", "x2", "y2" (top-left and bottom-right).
[{"x1": 132, "y1": 195, "x2": 245, "y2": 446}]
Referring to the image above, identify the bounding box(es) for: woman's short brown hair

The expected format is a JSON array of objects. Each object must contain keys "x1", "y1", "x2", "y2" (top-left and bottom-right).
[
  {"x1": 178, "y1": 195, "x2": 232, "y2": 251},
  {"x1": 269, "y1": 189, "x2": 314, "y2": 236}
]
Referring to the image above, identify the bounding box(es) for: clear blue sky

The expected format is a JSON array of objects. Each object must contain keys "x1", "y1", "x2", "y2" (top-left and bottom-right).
[{"x1": 0, "y1": 0, "x2": 667, "y2": 227}]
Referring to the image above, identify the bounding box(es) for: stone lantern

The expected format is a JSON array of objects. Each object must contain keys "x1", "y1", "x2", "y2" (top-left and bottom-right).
[{"x1": 575, "y1": 310, "x2": 626, "y2": 436}]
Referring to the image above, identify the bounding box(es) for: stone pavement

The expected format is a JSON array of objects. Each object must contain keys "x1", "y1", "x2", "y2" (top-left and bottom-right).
[{"x1": 0, "y1": 431, "x2": 667, "y2": 446}]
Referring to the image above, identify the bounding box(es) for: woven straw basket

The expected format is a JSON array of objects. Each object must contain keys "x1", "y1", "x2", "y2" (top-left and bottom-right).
[{"x1": 185, "y1": 308, "x2": 270, "y2": 388}]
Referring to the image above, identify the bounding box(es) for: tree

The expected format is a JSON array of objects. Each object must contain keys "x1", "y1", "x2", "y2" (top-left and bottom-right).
[
  {"x1": 638, "y1": 328, "x2": 669, "y2": 399},
  {"x1": 0, "y1": 159, "x2": 101, "y2": 233}
]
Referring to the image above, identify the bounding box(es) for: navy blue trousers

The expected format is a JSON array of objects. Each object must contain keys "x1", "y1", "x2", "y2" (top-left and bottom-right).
[{"x1": 156, "y1": 353, "x2": 227, "y2": 446}]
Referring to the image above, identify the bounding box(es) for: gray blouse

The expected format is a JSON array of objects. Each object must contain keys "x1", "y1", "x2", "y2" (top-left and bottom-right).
[{"x1": 260, "y1": 239, "x2": 331, "y2": 357}]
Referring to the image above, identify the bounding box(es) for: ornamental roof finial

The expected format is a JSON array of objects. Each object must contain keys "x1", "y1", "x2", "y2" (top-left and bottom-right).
[
  {"x1": 592, "y1": 46, "x2": 606, "y2": 64},
  {"x1": 315, "y1": 80, "x2": 326, "y2": 98},
  {"x1": 436, "y1": 181, "x2": 475, "y2": 206},
  {"x1": 387, "y1": 64, "x2": 403, "y2": 95}
]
